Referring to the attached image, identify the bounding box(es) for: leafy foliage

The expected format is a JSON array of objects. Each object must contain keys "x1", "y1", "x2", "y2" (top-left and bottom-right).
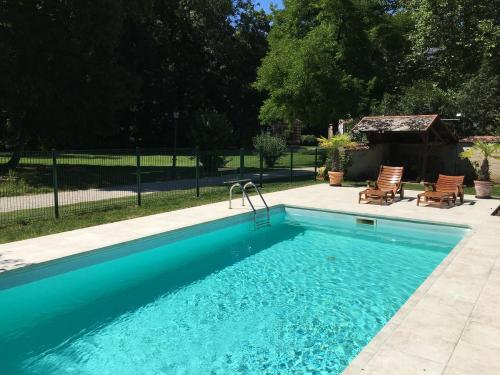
[
  {"x1": 373, "y1": 81, "x2": 454, "y2": 116},
  {"x1": 254, "y1": 0, "x2": 411, "y2": 133},
  {"x1": 317, "y1": 134, "x2": 355, "y2": 172},
  {"x1": 255, "y1": 0, "x2": 499, "y2": 137},
  {"x1": 455, "y1": 60, "x2": 500, "y2": 135},
  {"x1": 252, "y1": 133, "x2": 287, "y2": 167},
  {"x1": 377, "y1": 0, "x2": 500, "y2": 134},
  {"x1": 1, "y1": 0, "x2": 498, "y2": 152},
  {"x1": 0, "y1": 0, "x2": 269, "y2": 149},
  {"x1": 300, "y1": 134, "x2": 317, "y2": 146},
  {"x1": 190, "y1": 110, "x2": 233, "y2": 171}
]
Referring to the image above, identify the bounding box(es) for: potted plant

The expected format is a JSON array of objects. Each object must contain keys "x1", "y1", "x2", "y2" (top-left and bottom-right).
[
  {"x1": 460, "y1": 141, "x2": 500, "y2": 198},
  {"x1": 317, "y1": 134, "x2": 355, "y2": 186}
]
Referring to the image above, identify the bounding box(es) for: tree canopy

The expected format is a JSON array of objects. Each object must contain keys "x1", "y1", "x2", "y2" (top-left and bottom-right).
[
  {"x1": 0, "y1": 0, "x2": 498, "y2": 150},
  {"x1": 255, "y1": 0, "x2": 499, "y2": 136},
  {"x1": 0, "y1": 0, "x2": 269, "y2": 149}
]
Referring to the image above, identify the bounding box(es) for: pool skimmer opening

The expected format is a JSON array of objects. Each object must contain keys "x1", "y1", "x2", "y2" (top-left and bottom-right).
[{"x1": 356, "y1": 217, "x2": 377, "y2": 226}]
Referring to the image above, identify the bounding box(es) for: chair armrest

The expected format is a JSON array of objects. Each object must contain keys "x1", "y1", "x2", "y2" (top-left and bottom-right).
[
  {"x1": 366, "y1": 180, "x2": 377, "y2": 189},
  {"x1": 457, "y1": 184, "x2": 464, "y2": 194}
]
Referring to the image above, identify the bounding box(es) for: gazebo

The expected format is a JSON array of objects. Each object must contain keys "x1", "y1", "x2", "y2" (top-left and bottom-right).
[{"x1": 352, "y1": 115, "x2": 456, "y2": 180}]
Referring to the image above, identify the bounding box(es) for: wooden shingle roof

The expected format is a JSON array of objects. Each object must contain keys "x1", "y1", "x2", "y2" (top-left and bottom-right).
[
  {"x1": 353, "y1": 115, "x2": 439, "y2": 133},
  {"x1": 352, "y1": 114, "x2": 456, "y2": 144}
]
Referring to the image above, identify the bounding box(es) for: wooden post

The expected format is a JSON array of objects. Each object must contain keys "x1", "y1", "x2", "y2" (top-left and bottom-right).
[{"x1": 420, "y1": 133, "x2": 429, "y2": 182}]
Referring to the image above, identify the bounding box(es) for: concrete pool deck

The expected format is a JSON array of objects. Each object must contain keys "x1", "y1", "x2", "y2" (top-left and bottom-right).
[{"x1": 0, "y1": 184, "x2": 499, "y2": 374}]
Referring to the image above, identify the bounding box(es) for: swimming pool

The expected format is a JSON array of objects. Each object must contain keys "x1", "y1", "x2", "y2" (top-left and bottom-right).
[{"x1": 0, "y1": 206, "x2": 467, "y2": 374}]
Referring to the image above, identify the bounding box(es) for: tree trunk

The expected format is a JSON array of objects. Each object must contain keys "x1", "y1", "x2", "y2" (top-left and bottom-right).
[{"x1": 480, "y1": 158, "x2": 490, "y2": 181}]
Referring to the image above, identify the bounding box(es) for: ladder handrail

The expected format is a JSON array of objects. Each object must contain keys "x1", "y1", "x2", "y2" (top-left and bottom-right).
[
  {"x1": 228, "y1": 180, "x2": 270, "y2": 228},
  {"x1": 242, "y1": 187, "x2": 256, "y2": 213},
  {"x1": 243, "y1": 181, "x2": 269, "y2": 221},
  {"x1": 229, "y1": 182, "x2": 256, "y2": 213},
  {"x1": 229, "y1": 183, "x2": 246, "y2": 209}
]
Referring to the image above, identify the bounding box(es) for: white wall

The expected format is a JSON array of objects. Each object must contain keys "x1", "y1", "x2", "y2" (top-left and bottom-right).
[{"x1": 345, "y1": 143, "x2": 500, "y2": 183}]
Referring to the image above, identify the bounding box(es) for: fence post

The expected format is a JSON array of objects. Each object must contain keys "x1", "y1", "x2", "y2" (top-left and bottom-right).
[
  {"x1": 239, "y1": 148, "x2": 244, "y2": 180},
  {"x1": 51, "y1": 149, "x2": 59, "y2": 219},
  {"x1": 290, "y1": 147, "x2": 294, "y2": 182},
  {"x1": 259, "y1": 148, "x2": 263, "y2": 187},
  {"x1": 136, "y1": 146, "x2": 142, "y2": 206},
  {"x1": 172, "y1": 148, "x2": 177, "y2": 180},
  {"x1": 195, "y1": 146, "x2": 200, "y2": 197},
  {"x1": 314, "y1": 147, "x2": 318, "y2": 180}
]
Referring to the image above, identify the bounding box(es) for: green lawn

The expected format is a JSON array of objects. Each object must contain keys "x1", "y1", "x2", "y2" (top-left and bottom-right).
[
  {"x1": 0, "y1": 148, "x2": 317, "y2": 197},
  {"x1": 0, "y1": 179, "x2": 498, "y2": 244},
  {"x1": 0, "y1": 179, "x2": 321, "y2": 244}
]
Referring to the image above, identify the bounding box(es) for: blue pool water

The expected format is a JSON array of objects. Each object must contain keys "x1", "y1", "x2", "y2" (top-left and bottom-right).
[{"x1": 0, "y1": 207, "x2": 467, "y2": 374}]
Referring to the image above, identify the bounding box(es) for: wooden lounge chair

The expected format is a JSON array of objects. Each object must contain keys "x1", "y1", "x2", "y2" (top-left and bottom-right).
[
  {"x1": 358, "y1": 165, "x2": 404, "y2": 205},
  {"x1": 417, "y1": 174, "x2": 464, "y2": 207}
]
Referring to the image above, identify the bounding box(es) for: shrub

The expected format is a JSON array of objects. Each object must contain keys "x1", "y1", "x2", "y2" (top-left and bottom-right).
[
  {"x1": 191, "y1": 110, "x2": 232, "y2": 172},
  {"x1": 301, "y1": 134, "x2": 317, "y2": 146},
  {"x1": 253, "y1": 133, "x2": 287, "y2": 168}
]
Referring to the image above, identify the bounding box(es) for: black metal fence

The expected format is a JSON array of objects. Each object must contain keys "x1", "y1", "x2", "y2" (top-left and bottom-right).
[{"x1": 0, "y1": 147, "x2": 320, "y2": 225}]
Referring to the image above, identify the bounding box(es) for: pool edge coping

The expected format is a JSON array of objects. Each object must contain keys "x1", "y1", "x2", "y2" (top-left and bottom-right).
[{"x1": 340, "y1": 223, "x2": 477, "y2": 374}]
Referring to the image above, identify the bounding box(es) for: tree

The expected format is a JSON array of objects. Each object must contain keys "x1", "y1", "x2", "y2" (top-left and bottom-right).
[
  {"x1": 0, "y1": 0, "x2": 137, "y2": 149},
  {"x1": 374, "y1": 81, "x2": 455, "y2": 117},
  {"x1": 255, "y1": 0, "x2": 386, "y2": 133},
  {"x1": 254, "y1": 0, "x2": 414, "y2": 134},
  {"x1": 116, "y1": 0, "x2": 270, "y2": 148},
  {"x1": 190, "y1": 109, "x2": 233, "y2": 171},
  {"x1": 455, "y1": 59, "x2": 500, "y2": 135},
  {"x1": 0, "y1": 0, "x2": 270, "y2": 150},
  {"x1": 403, "y1": 0, "x2": 500, "y2": 88}
]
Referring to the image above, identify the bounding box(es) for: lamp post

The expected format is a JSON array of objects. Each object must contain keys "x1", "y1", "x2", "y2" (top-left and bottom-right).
[{"x1": 172, "y1": 111, "x2": 179, "y2": 179}]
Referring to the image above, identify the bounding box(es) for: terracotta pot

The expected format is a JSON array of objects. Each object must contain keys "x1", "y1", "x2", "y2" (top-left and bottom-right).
[
  {"x1": 474, "y1": 180, "x2": 493, "y2": 198},
  {"x1": 328, "y1": 171, "x2": 344, "y2": 186}
]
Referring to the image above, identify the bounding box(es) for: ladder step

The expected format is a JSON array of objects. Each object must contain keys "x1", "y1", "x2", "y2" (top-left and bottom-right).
[
  {"x1": 254, "y1": 220, "x2": 270, "y2": 229},
  {"x1": 255, "y1": 220, "x2": 269, "y2": 226},
  {"x1": 254, "y1": 225, "x2": 269, "y2": 230}
]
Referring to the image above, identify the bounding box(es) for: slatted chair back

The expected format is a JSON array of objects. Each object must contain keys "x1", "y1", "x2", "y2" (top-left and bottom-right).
[
  {"x1": 377, "y1": 165, "x2": 404, "y2": 192},
  {"x1": 435, "y1": 174, "x2": 464, "y2": 193}
]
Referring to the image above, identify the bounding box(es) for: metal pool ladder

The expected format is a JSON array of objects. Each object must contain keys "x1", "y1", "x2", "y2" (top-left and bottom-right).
[{"x1": 226, "y1": 179, "x2": 270, "y2": 229}]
